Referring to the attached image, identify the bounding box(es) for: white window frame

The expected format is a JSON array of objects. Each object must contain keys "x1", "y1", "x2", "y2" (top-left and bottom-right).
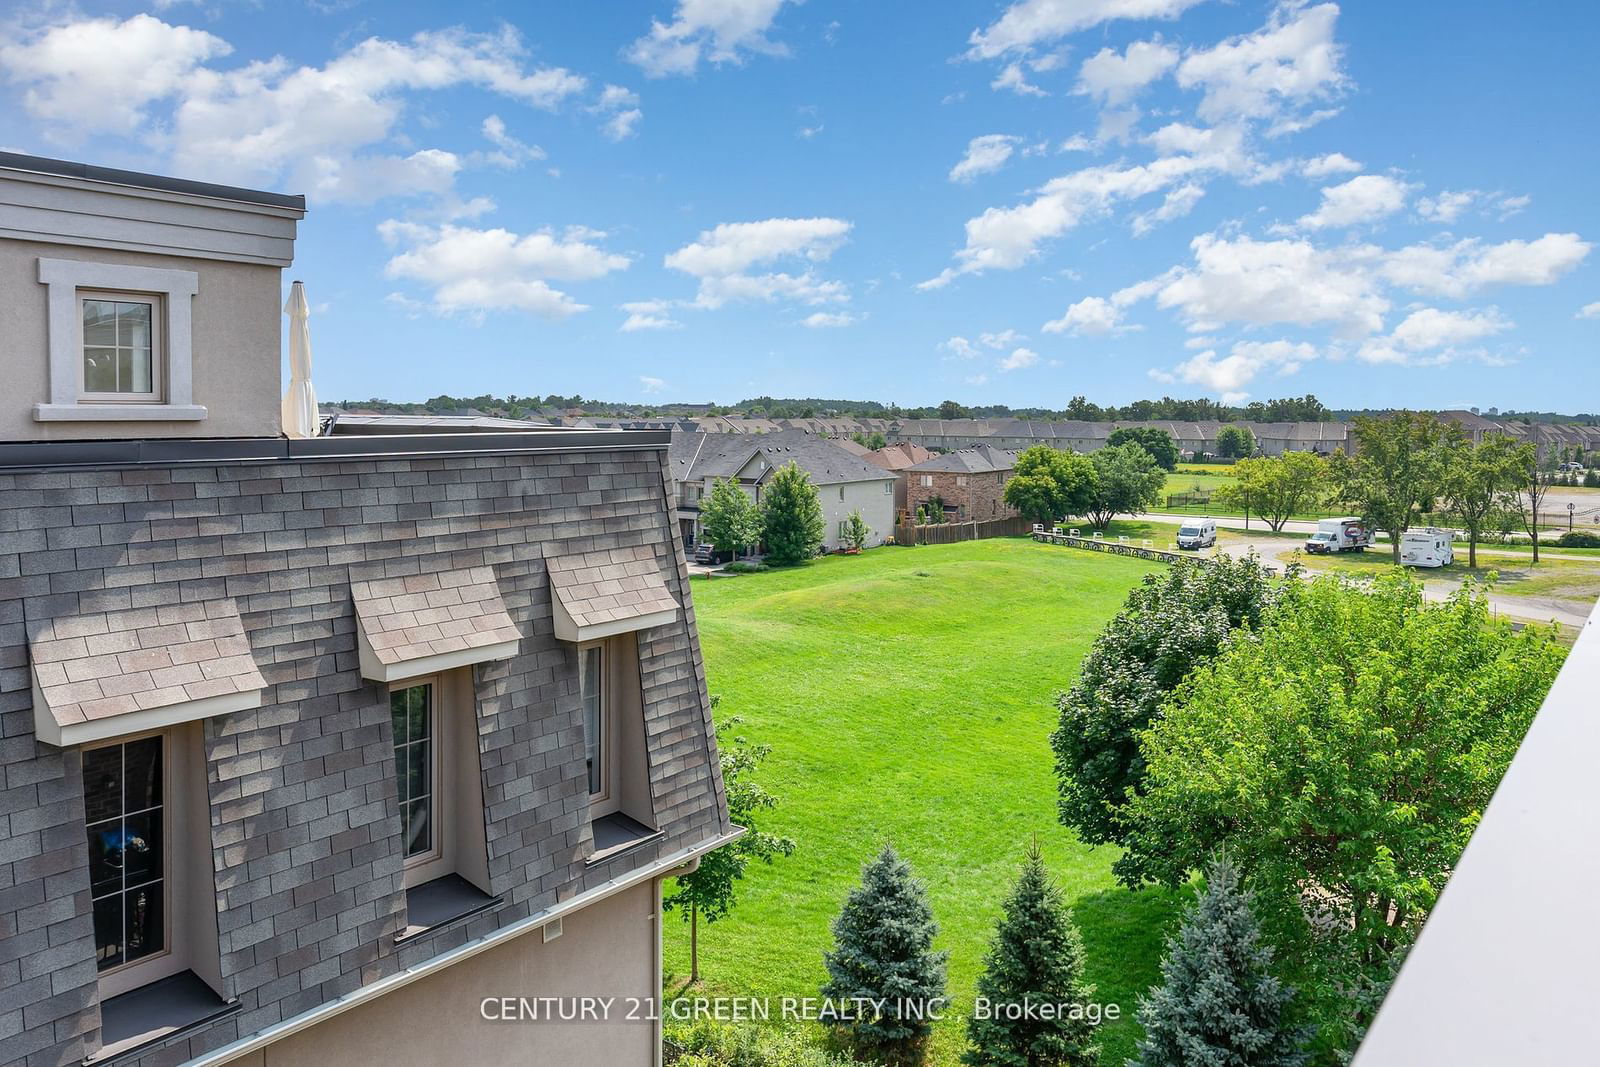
[
  {"x1": 82, "y1": 728, "x2": 179, "y2": 998},
  {"x1": 579, "y1": 643, "x2": 610, "y2": 806},
  {"x1": 78, "y1": 289, "x2": 164, "y2": 404},
  {"x1": 35, "y1": 258, "x2": 205, "y2": 422},
  {"x1": 389, "y1": 678, "x2": 447, "y2": 884}
]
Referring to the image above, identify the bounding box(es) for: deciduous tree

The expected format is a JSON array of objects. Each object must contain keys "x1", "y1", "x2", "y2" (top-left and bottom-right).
[
  {"x1": 1107, "y1": 426, "x2": 1179, "y2": 471},
  {"x1": 1332, "y1": 412, "x2": 1455, "y2": 562},
  {"x1": 841, "y1": 510, "x2": 871, "y2": 552},
  {"x1": 1215, "y1": 425, "x2": 1256, "y2": 459},
  {"x1": 666, "y1": 710, "x2": 796, "y2": 983},
  {"x1": 1508, "y1": 452, "x2": 1554, "y2": 563},
  {"x1": 1003, "y1": 446, "x2": 1097, "y2": 527},
  {"x1": 1052, "y1": 554, "x2": 1277, "y2": 847},
  {"x1": 1085, "y1": 443, "x2": 1165, "y2": 529},
  {"x1": 1216, "y1": 452, "x2": 1330, "y2": 532},
  {"x1": 1441, "y1": 434, "x2": 1532, "y2": 567},
  {"x1": 1117, "y1": 573, "x2": 1564, "y2": 1053},
  {"x1": 761, "y1": 462, "x2": 825, "y2": 564},
  {"x1": 700, "y1": 477, "x2": 761, "y2": 560}
]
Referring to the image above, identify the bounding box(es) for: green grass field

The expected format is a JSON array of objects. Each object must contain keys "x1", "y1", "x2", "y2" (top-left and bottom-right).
[{"x1": 662, "y1": 539, "x2": 1185, "y2": 1065}]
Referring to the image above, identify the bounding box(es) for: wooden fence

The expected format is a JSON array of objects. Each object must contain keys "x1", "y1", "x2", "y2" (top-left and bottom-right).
[{"x1": 895, "y1": 516, "x2": 1031, "y2": 545}]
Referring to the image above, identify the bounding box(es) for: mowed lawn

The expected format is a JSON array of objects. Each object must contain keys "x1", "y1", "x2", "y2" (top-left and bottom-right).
[{"x1": 662, "y1": 539, "x2": 1187, "y2": 1065}]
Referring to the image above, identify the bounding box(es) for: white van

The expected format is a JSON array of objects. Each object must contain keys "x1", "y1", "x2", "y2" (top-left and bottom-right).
[
  {"x1": 1401, "y1": 527, "x2": 1454, "y2": 568},
  {"x1": 1176, "y1": 518, "x2": 1218, "y2": 550},
  {"x1": 1305, "y1": 517, "x2": 1372, "y2": 554}
]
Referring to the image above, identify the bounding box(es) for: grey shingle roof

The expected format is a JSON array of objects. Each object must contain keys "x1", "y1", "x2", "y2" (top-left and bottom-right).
[
  {"x1": 351, "y1": 566, "x2": 521, "y2": 667},
  {"x1": 547, "y1": 545, "x2": 680, "y2": 634},
  {"x1": 673, "y1": 429, "x2": 894, "y2": 486},
  {"x1": 906, "y1": 444, "x2": 1021, "y2": 474},
  {"x1": 29, "y1": 599, "x2": 266, "y2": 730}
]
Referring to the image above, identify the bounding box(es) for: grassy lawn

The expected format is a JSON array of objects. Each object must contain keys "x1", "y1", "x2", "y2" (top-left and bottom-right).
[{"x1": 663, "y1": 539, "x2": 1186, "y2": 1065}]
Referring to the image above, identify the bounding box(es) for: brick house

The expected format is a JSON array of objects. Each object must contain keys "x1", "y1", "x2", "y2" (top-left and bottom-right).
[
  {"x1": 904, "y1": 444, "x2": 1021, "y2": 522},
  {"x1": 0, "y1": 153, "x2": 734, "y2": 1066}
]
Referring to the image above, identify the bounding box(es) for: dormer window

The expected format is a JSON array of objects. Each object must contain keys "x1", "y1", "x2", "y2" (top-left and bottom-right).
[
  {"x1": 34, "y1": 258, "x2": 204, "y2": 422},
  {"x1": 81, "y1": 292, "x2": 161, "y2": 401}
]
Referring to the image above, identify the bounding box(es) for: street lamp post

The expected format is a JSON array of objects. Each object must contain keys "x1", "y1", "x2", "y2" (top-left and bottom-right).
[{"x1": 1569, "y1": 502, "x2": 1576, "y2": 532}]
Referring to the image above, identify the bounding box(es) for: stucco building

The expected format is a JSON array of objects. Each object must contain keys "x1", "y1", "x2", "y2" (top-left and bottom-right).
[{"x1": 0, "y1": 153, "x2": 734, "y2": 1067}]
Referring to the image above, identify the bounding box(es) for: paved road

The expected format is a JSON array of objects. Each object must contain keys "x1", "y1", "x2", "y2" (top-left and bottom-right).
[
  {"x1": 1143, "y1": 512, "x2": 1596, "y2": 563},
  {"x1": 1188, "y1": 528, "x2": 1597, "y2": 630}
]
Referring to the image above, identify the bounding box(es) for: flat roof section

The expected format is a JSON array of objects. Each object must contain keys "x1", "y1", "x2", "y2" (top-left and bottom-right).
[
  {"x1": 0, "y1": 151, "x2": 306, "y2": 211},
  {"x1": 0, "y1": 427, "x2": 671, "y2": 474}
]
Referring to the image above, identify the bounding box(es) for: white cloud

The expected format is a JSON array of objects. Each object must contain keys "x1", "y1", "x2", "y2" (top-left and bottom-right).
[
  {"x1": 1388, "y1": 306, "x2": 1511, "y2": 351},
  {"x1": 1154, "y1": 233, "x2": 1389, "y2": 337},
  {"x1": 639, "y1": 376, "x2": 667, "y2": 393},
  {"x1": 1167, "y1": 339, "x2": 1317, "y2": 401},
  {"x1": 1175, "y1": 3, "x2": 1346, "y2": 125},
  {"x1": 966, "y1": 0, "x2": 1209, "y2": 60},
  {"x1": 980, "y1": 328, "x2": 1024, "y2": 348},
  {"x1": 1298, "y1": 174, "x2": 1412, "y2": 229},
  {"x1": 1380, "y1": 233, "x2": 1592, "y2": 298},
  {"x1": 0, "y1": 15, "x2": 590, "y2": 204},
  {"x1": 665, "y1": 217, "x2": 853, "y2": 309},
  {"x1": 480, "y1": 114, "x2": 545, "y2": 166},
  {"x1": 1132, "y1": 181, "x2": 1205, "y2": 235},
  {"x1": 620, "y1": 300, "x2": 682, "y2": 331},
  {"x1": 998, "y1": 346, "x2": 1040, "y2": 371},
  {"x1": 0, "y1": 14, "x2": 230, "y2": 133},
  {"x1": 1578, "y1": 302, "x2": 1600, "y2": 320},
  {"x1": 920, "y1": 150, "x2": 1238, "y2": 287},
  {"x1": 991, "y1": 61, "x2": 1048, "y2": 97},
  {"x1": 1044, "y1": 296, "x2": 1124, "y2": 335},
  {"x1": 943, "y1": 336, "x2": 981, "y2": 358},
  {"x1": 1300, "y1": 152, "x2": 1361, "y2": 178},
  {"x1": 966, "y1": 373, "x2": 990, "y2": 385},
  {"x1": 1075, "y1": 38, "x2": 1178, "y2": 106},
  {"x1": 594, "y1": 84, "x2": 642, "y2": 141},
  {"x1": 379, "y1": 221, "x2": 629, "y2": 318},
  {"x1": 801, "y1": 311, "x2": 857, "y2": 328},
  {"x1": 950, "y1": 134, "x2": 1022, "y2": 183},
  {"x1": 1416, "y1": 189, "x2": 1475, "y2": 224},
  {"x1": 628, "y1": 0, "x2": 793, "y2": 77}
]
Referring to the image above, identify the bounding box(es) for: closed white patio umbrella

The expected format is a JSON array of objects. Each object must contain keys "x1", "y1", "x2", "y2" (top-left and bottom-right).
[{"x1": 281, "y1": 280, "x2": 319, "y2": 438}]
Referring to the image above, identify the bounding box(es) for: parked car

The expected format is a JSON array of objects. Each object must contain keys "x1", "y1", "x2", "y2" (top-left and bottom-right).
[
  {"x1": 1176, "y1": 518, "x2": 1218, "y2": 549},
  {"x1": 692, "y1": 543, "x2": 717, "y2": 564},
  {"x1": 1305, "y1": 517, "x2": 1372, "y2": 554},
  {"x1": 1400, "y1": 527, "x2": 1455, "y2": 568}
]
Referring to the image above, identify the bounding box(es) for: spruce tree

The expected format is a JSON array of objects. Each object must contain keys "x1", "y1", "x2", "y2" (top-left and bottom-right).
[
  {"x1": 760, "y1": 461, "x2": 825, "y2": 564},
  {"x1": 821, "y1": 845, "x2": 949, "y2": 1064},
  {"x1": 964, "y1": 841, "x2": 1098, "y2": 1067},
  {"x1": 1133, "y1": 855, "x2": 1311, "y2": 1067}
]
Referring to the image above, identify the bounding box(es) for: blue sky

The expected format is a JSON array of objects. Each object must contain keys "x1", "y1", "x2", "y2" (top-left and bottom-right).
[{"x1": 2, "y1": 1, "x2": 1596, "y2": 411}]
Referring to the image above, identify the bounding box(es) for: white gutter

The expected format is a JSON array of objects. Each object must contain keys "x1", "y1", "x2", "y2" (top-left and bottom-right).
[{"x1": 186, "y1": 827, "x2": 744, "y2": 1067}]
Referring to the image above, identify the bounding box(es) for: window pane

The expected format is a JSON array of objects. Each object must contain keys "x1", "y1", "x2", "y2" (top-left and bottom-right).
[
  {"x1": 124, "y1": 737, "x2": 162, "y2": 811},
  {"x1": 93, "y1": 895, "x2": 124, "y2": 970},
  {"x1": 84, "y1": 348, "x2": 117, "y2": 393},
  {"x1": 130, "y1": 346, "x2": 153, "y2": 393},
  {"x1": 407, "y1": 741, "x2": 430, "y2": 801},
  {"x1": 82, "y1": 747, "x2": 122, "y2": 825},
  {"x1": 86, "y1": 819, "x2": 125, "y2": 898},
  {"x1": 117, "y1": 302, "x2": 152, "y2": 348},
  {"x1": 120, "y1": 811, "x2": 163, "y2": 889},
  {"x1": 124, "y1": 882, "x2": 163, "y2": 964},
  {"x1": 390, "y1": 689, "x2": 409, "y2": 747},
  {"x1": 409, "y1": 686, "x2": 430, "y2": 743},
  {"x1": 83, "y1": 300, "x2": 117, "y2": 346},
  {"x1": 404, "y1": 798, "x2": 431, "y2": 858},
  {"x1": 581, "y1": 648, "x2": 603, "y2": 795}
]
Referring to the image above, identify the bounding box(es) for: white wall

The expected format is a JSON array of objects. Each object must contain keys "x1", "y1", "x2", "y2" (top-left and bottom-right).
[{"x1": 819, "y1": 478, "x2": 897, "y2": 551}]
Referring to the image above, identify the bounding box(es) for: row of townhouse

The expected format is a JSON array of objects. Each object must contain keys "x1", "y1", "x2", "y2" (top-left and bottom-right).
[
  {"x1": 1437, "y1": 410, "x2": 1600, "y2": 459},
  {"x1": 0, "y1": 152, "x2": 733, "y2": 1067},
  {"x1": 667, "y1": 430, "x2": 897, "y2": 553}
]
